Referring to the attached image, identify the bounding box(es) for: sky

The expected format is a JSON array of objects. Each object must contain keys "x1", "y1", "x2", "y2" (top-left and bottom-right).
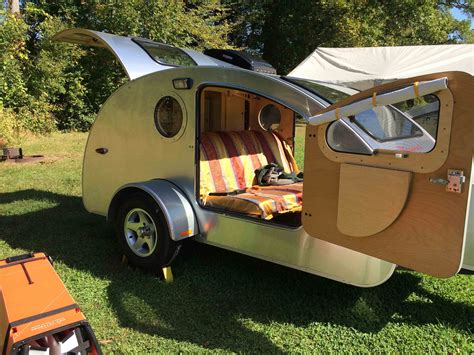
[{"x1": 451, "y1": 7, "x2": 474, "y2": 29}]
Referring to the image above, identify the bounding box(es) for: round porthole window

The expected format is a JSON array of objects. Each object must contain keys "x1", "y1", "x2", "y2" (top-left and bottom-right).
[
  {"x1": 154, "y1": 96, "x2": 183, "y2": 138},
  {"x1": 258, "y1": 104, "x2": 281, "y2": 131}
]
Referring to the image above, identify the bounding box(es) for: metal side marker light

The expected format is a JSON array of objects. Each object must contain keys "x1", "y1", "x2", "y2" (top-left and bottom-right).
[
  {"x1": 173, "y1": 78, "x2": 193, "y2": 90},
  {"x1": 180, "y1": 229, "x2": 193, "y2": 237}
]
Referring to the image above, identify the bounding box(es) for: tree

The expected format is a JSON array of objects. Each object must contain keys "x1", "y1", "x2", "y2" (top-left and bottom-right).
[
  {"x1": 1, "y1": 0, "x2": 472, "y2": 140},
  {"x1": 32, "y1": 0, "x2": 234, "y2": 127},
  {"x1": 8, "y1": 0, "x2": 20, "y2": 15},
  {"x1": 0, "y1": 0, "x2": 235, "y2": 136},
  {"x1": 225, "y1": 0, "x2": 474, "y2": 74},
  {"x1": 440, "y1": 0, "x2": 474, "y2": 16}
]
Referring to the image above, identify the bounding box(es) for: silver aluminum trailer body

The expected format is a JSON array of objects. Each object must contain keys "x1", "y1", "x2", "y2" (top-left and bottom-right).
[
  {"x1": 54, "y1": 29, "x2": 474, "y2": 287},
  {"x1": 83, "y1": 66, "x2": 395, "y2": 287}
]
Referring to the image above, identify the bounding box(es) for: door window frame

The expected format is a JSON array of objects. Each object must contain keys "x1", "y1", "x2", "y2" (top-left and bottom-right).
[{"x1": 313, "y1": 88, "x2": 453, "y2": 174}]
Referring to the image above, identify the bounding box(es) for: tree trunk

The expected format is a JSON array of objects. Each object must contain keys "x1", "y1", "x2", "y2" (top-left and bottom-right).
[{"x1": 8, "y1": 0, "x2": 21, "y2": 16}]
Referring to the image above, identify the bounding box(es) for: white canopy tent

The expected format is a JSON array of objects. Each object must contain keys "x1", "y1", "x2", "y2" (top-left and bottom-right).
[{"x1": 288, "y1": 44, "x2": 474, "y2": 90}]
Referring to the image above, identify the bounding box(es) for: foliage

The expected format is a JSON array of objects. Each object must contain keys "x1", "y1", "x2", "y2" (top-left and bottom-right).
[
  {"x1": 225, "y1": 0, "x2": 474, "y2": 73},
  {"x1": 34, "y1": 0, "x2": 234, "y2": 116},
  {"x1": 22, "y1": 4, "x2": 91, "y2": 131},
  {"x1": 440, "y1": 0, "x2": 474, "y2": 16},
  {"x1": 0, "y1": 1, "x2": 234, "y2": 142},
  {"x1": 0, "y1": 9, "x2": 57, "y2": 140},
  {"x1": 0, "y1": 105, "x2": 20, "y2": 146},
  {"x1": 0, "y1": 10, "x2": 29, "y2": 110},
  {"x1": 0, "y1": 0, "x2": 472, "y2": 142}
]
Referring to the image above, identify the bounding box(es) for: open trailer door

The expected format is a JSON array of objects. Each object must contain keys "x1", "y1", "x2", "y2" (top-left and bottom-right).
[
  {"x1": 303, "y1": 71, "x2": 474, "y2": 277},
  {"x1": 53, "y1": 28, "x2": 174, "y2": 80}
]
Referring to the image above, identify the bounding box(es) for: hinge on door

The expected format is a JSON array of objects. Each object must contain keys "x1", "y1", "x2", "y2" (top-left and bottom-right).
[{"x1": 429, "y1": 169, "x2": 466, "y2": 193}]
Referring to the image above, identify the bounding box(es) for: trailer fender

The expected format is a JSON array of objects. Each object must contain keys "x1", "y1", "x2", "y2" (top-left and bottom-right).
[{"x1": 108, "y1": 180, "x2": 199, "y2": 241}]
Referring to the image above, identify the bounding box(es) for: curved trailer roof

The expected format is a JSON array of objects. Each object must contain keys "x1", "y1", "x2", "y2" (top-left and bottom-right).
[{"x1": 53, "y1": 28, "x2": 231, "y2": 80}]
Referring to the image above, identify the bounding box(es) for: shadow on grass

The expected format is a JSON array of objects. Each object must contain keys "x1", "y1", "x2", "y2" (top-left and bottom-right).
[{"x1": 1, "y1": 189, "x2": 473, "y2": 352}]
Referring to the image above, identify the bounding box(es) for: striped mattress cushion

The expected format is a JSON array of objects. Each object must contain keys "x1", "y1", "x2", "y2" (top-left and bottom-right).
[
  {"x1": 205, "y1": 183, "x2": 303, "y2": 219},
  {"x1": 200, "y1": 130, "x2": 299, "y2": 198}
]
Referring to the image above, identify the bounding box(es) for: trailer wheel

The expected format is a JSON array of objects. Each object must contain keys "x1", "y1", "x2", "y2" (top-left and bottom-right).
[{"x1": 115, "y1": 193, "x2": 181, "y2": 271}]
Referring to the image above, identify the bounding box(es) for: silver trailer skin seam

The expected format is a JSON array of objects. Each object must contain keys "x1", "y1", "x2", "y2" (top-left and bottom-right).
[{"x1": 83, "y1": 66, "x2": 395, "y2": 287}]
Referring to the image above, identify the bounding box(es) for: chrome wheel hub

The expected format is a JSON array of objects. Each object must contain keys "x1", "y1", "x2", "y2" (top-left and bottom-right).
[{"x1": 124, "y1": 208, "x2": 158, "y2": 257}]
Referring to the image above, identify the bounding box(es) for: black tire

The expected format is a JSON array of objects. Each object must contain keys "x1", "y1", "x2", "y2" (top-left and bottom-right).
[{"x1": 115, "y1": 193, "x2": 181, "y2": 271}]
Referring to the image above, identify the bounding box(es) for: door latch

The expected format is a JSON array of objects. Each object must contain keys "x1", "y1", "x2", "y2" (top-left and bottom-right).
[
  {"x1": 430, "y1": 169, "x2": 465, "y2": 193},
  {"x1": 446, "y1": 169, "x2": 466, "y2": 193}
]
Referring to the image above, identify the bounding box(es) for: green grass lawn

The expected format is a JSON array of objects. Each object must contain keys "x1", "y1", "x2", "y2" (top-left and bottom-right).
[{"x1": 0, "y1": 132, "x2": 473, "y2": 353}]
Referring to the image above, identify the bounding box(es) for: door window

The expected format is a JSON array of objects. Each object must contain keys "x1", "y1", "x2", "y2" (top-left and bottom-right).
[
  {"x1": 392, "y1": 94, "x2": 440, "y2": 138},
  {"x1": 327, "y1": 94, "x2": 439, "y2": 154}
]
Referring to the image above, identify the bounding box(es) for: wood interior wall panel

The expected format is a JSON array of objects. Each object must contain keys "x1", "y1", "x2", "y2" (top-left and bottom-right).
[
  {"x1": 249, "y1": 96, "x2": 295, "y2": 147},
  {"x1": 337, "y1": 164, "x2": 412, "y2": 237},
  {"x1": 201, "y1": 87, "x2": 295, "y2": 149},
  {"x1": 225, "y1": 95, "x2": 245, "y2": 131},
  {"x1": 303, "y1": 72, "x2": 474, "y2": 277}
]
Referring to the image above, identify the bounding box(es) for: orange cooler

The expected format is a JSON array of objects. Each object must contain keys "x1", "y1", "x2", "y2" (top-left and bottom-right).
[{"x1": 0, "y1": 252, "x2": 101, "y2": 354}]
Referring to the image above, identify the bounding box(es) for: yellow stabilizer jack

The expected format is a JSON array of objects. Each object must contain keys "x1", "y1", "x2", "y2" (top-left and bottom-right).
[{"x1": 162, "y1": 266, "x2": 173, "y2": 283}]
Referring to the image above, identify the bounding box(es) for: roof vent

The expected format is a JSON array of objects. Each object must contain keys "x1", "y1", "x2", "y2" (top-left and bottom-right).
[{"x1": 204, "y1": 49, "x2": 277, "y2": 75}]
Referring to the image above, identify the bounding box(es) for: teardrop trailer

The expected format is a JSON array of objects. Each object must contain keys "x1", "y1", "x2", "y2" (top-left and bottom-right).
[{"x1": 52, "y1": 28, "x2": 474, "y2": 287}]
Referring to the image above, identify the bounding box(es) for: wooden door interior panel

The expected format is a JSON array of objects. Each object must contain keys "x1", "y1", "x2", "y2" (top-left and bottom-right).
[
  {"x1": 337, "y1": 164, "x2": 412, "y2": 237},
  {"x1": 303, "y1": 72, "x2": 474, "y2": 277}
]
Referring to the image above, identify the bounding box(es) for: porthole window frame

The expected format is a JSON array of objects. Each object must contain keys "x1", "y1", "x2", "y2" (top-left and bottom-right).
[
  {"x1": 153, "y1": 92, "x2": 187, "y2": 142},
  {"x1": 258, "y1": 103, "x2": 282, "y2": 131}
]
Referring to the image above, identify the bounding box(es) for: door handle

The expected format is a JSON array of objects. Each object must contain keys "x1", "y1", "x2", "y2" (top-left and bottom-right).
[
  {"x1": 95, "y1": 147, "x2": 109, "y2": 155},
  {"x1": 429, "y1": 177, "x2": 448, "y2": 185}
]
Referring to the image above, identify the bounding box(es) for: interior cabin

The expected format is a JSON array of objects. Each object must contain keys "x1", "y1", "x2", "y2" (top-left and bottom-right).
[{"x1": 198, "y1": 86, "x2": 304, "y2": 227}]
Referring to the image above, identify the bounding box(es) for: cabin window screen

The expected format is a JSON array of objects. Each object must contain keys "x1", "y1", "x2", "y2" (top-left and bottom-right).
[
  {"x1": 133, "y1": 38, "x2": 196, "y2": 67},
  {"x1": 391, "y1": 94, "x2": 440, "y2": 138},
  {"x1": 327, "y1": 94, "x2": 440, "y2": 154},
  {"x1": 327, "y1": 121, "x2": 373, "y2": 155},
  {"x1": 154, "y1": 96, "x2": 183, "y2": 138}
]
